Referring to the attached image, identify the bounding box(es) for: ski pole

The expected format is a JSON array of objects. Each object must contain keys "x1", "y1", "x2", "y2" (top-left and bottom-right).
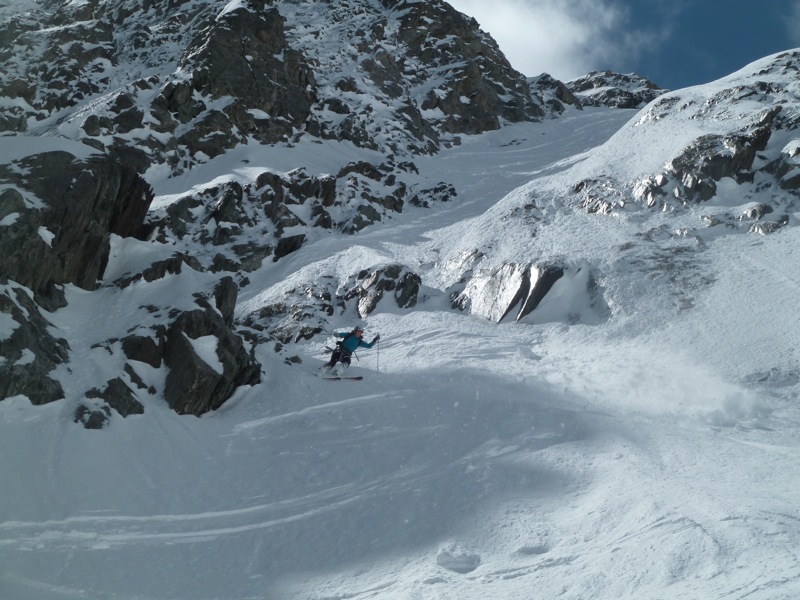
[{"x1": 376, "y1": 337, "x2": 380, "y2": 373}]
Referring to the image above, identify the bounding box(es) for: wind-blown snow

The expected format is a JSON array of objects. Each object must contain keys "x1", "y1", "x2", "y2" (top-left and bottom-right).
[{"x1": 3, "y1": 60, "x2": 800, "y2": 600}]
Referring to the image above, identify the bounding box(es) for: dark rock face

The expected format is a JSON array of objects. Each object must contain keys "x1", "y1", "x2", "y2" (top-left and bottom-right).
[
  {"x1": 0, "y1": 283, "x2": 68, "y2": 405},
  {"x1": 121, "y1": 333, "x2": 164, "y2": 369},
  {"x1": 0, "y1": 141, "x2": 262, "y2": 418},
  {"x1": 0, "y1": 149, "x2": 153, "y2": 309},
  {"x1": 214, "y1": 276, "x2": 239, "y2": 325},
  {"x1": 164, "y1": 309, "x2": 261, "y2": 417},
  {"x1": 391, "y1": 0, "x2": 542, "y2": 133},
  {"x1": 529, "y1": 74, "x2": 583, "y2": 115},
  {"x1": 85, "y1": 377, "x2": 146, "y2": 418},
  {"x1": 112, "y1": 276, "x2": 261, "y2": 418},
  {"x1": 175, "y1": 0, "x2": 316, "y2": 152},
  {"x1": 0, "y1": 6, "x2": 115, "y2": 122},
  {"x1": 343, "y1": 265, "x2": 422, "y2": 318},
  {"x1": 0, "y1": 143, "x2": 157, "y2": 410},
  {"x1": 277, "y1": 0, "x2": 546, "y2": 154},
  {"x1": 1, "y1": 0, "x2": 559, "y2": 176},
  {"x1": 164, "y1": 287, "x2": 261, "y2": 416}
]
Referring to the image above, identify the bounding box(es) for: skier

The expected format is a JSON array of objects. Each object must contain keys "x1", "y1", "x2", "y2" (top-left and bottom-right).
[{"x1": 320, "y1": 326, "x2": 380, "y2": 376}]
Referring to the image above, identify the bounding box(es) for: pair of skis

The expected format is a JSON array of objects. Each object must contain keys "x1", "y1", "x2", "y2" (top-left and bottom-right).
[
  {"x1": 317, "y1": 369, "x2": 363, "y2": 381},
  {"x1": 316, "y1": 367, "x2": 363, "y2": 381}
]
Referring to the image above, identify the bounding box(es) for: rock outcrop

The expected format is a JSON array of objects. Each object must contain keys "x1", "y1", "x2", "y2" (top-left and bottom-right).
[
  {"x1": 529, "y1": 74, "x2": 583, "y2": 115},
  {"x1": 0, "y1": 142, "x2": 153, "y2": 410},
  {"x1": 0, "y1": 142, "x2": 261, "y2": 417},
  {"x1": 164, "y1": 0, "x2": 316, "y2": 156},
  {"x1": 567, "y1": 71, "x2": 665, "y2": 109},
  {"x1": 163, "y1": 284, "x2": 261, "y2": 416},
  {"x1": 0, "y1": 146, "x2": 153, "y2": 309},
  {"x1": 1, "y1": 0, "x2": 560, "y2": 171},
  {"x1": 342, "y1": 265, "x2": 422, "y2": 318},
  {"x1": 143, "y1": 163, "x2": 455, "y2": 274},
  {"x1": 242, "y1": 264, "x2": 422, "y2": 345},
  {"x1": 571, "y1": 52, "x2": 800, "y2": 229},
  {"x1": 451, "y1": 263, "x2": 564, "y2": 323},
  {"x1": 0, "y1": 282, "x2": 69, "y2": 405}
]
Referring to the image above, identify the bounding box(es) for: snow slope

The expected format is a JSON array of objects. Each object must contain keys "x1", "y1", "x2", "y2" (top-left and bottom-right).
[{"x1": 3, "y1": 65, "x2": 800, "y2": 600}]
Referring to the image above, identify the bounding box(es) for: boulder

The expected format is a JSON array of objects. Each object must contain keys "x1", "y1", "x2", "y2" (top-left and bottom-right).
[
  {"x1": 274, "y1": 234, "x2": 307, "y2": 261},
  {"x1": 765, "y1": 141, "x2": 800, "y2": 190},
  {"x1": 85, "y1": 377, "x2": 145, "y2": 418},
  {"x1": 73, "y1": 402, "x2": 112, "y2": 430},
  {"x1": 163, "y1": 288, "x2": 260, "y2": 416},
  {"x1": 121, "y1": 333, "x2": 164, "y2": 368}
]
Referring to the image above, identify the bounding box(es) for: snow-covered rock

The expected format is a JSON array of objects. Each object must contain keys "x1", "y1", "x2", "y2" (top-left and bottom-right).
[
  {"x1": 567, "y1": 69, "x2": 666, "y2": 109},
  {"x1": 529, "y1": 73, "x2": 584, "y2": 115}
]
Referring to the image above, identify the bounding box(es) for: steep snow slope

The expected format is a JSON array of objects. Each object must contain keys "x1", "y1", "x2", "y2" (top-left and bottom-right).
[{"x1": 3, "y1": 68, "x2": 800, "y2": 600}]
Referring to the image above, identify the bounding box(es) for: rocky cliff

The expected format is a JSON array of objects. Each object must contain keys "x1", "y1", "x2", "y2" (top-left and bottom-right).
[{"x1": 0, "y1": 0, "x2": 566, "y2": 423}]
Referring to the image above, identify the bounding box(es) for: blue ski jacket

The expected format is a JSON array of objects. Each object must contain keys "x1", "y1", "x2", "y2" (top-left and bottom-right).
[{"x1": 336, "y1": 331, "x2": 379, "y2": 354}]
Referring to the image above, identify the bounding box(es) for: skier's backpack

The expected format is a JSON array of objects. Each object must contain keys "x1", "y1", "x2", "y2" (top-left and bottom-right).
[{"x1": 336, "y1": 331, "x2": 356, "y2": 350}]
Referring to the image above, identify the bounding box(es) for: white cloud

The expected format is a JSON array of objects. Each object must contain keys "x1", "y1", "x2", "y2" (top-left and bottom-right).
[
  {"x1": 788, "y1": 1, "x2": 800, "y2": 45},
  {"x1": 446, "y1": 0, "x2": 670, "y2": 80}
]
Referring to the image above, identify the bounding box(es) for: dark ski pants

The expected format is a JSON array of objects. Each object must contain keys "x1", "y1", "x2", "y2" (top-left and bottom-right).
[{"x1": 325, "y1": 348, "x2": 352, "y2": 369}]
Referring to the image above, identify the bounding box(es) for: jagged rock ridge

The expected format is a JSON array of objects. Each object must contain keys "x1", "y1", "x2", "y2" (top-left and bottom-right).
[
  {"x1": 567, "y1": 70, "x2": 666, "y2": 109},
  {"x1": 1, "y1": 0, "x2": 549, "y2": 167}
]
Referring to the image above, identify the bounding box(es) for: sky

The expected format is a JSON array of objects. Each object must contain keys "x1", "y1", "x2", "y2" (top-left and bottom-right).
[{"x1": 447, "y1": 0, "x2": 800, "y2": 90}]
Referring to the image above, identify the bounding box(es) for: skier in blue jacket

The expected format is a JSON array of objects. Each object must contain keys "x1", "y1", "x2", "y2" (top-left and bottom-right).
[{"x1": 321, "y1": 327, "x2": 380, "y2": 375}]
